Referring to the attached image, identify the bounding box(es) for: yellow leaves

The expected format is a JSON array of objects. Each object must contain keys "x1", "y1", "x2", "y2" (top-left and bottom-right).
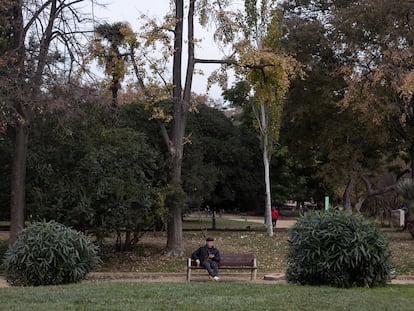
[
  {"x1": 118, "y1": 25, "x2": 134, "y2": 38},
  {"x1": 225, "y1": 3, "x2": 303, "y2": 155},
  {"x1": 400, "y1": 71, "x2": 414, "y2": 100},
  {"x1": 239, "y1": 49, "x2": 300, "y2": 106},
  {"x1": 193, "y1": 68, "x2": 204, "y2": 76},
  {"x1": 340, "y1": 47, "x2": 414, "y2": 126},
  {"x1": 207, "y1": 67, "x2": 229, "y2": 91},
  {"x1": 213, "y1": 10, "x2": 238, "y2": 45},
  {"x1": 139, "y1": 14, "x2": 174, "y2": 50},
  {"x1": 150, "y1": 107, "x2": 173, "y2": 123},
  {"x1": 197, "y1": 0, "x2": 212, "y2": 26}
]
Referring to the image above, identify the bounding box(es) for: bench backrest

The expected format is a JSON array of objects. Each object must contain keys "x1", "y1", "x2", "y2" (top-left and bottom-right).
[
  {"x1": 220, "y1": 254, "x2": 255, "y2": 267},
  {"x1": 188, "y1": 253, "x2": 256, "y2": 267}
]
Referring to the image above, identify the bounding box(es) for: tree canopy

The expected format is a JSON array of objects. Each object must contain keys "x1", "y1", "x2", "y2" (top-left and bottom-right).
[{"x1": 2, "y1": 0, "x2": 414, "y2": 248}]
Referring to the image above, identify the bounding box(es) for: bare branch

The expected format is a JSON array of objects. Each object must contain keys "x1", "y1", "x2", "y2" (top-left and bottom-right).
[
  {"x1": 57, "y1": 0, "x2": 86, "y2": 11},
  {"x1": 194, "y1": 58, "x2": 235, "y2": 65},
  {"x1": 23, "y1": 0, "x2": 53, "y2": 37},
  {"x1": 130, "y1": 45, "x2": 148, "y2": 95},
  {"x1": 194, "y1": 57, "x2": 276, "y2": 70},
  {"x1": 356, "y1": 174, "x2": 399, "y2": 211},
  {"x1": 142, "y1": 54, "x2": 172, "y2": 95}
]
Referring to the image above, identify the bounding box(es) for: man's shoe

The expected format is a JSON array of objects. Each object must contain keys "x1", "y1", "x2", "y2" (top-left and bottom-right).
[{"x1": 213, "y1": 276, "x2": 220, "y2": 281}]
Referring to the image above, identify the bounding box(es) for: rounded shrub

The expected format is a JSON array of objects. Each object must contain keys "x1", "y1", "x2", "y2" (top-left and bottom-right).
[
  {"x1": 286, "y1": 210, "x2": 394, "y2": 288},
  {"x1": 3, "y1": 221, "x2": 100, "y2": 286}
]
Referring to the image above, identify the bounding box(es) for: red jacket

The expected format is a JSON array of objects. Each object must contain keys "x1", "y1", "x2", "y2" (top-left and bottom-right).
[{"x1": 271, "y1": 209, "x2": 279, "y2": 220}]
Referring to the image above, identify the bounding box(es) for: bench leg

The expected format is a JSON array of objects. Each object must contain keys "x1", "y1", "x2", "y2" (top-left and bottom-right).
[
  {"x1": 251, "y1": 269, "x2": 257, "y2": 281},
  {"x1": 187, "y1": 268, "x2": 191, "y2": 281}
]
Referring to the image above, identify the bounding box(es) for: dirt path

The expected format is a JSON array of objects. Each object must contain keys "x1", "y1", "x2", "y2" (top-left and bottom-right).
[{"x1": 223, "y1": 215, "x2": 297, "y2": 229}]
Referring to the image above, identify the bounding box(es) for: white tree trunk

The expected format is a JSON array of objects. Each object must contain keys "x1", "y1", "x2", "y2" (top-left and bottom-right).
[{"x1": 261, "y1": 103, "x2": 273, "y2": 237}]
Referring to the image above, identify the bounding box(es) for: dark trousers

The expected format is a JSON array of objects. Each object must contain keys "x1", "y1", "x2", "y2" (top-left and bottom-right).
[
  {"x1": 202, "y1": 260, "x2": 218, "y2": 277},
  {"x1": 272, "y1": 219, "x2": 277, "y2": 228}
]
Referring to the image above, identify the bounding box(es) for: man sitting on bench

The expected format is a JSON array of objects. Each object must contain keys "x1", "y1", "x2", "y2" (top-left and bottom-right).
[{"x1": 191, "y1": 237, "x2": 221, "y2": 281}]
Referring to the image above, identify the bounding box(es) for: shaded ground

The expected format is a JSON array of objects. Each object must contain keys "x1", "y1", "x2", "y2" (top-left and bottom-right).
[{"x1": 96, "y1": 230, "x2": 290, "y2": 273}]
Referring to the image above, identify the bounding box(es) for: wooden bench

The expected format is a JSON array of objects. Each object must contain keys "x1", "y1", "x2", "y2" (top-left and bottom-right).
[{"x1": 186, "y1": 253, "x2": 257, "y2": 281}]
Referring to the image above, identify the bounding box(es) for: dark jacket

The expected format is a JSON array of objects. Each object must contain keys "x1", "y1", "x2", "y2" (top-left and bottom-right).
[{"x1": 191, "y1": 245, "x2": 220, "y2": 263}]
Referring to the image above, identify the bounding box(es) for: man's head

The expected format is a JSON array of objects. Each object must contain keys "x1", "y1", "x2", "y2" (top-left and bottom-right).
[{"x1": 206, "y1": 237, "x2": 214, "y2": 248}]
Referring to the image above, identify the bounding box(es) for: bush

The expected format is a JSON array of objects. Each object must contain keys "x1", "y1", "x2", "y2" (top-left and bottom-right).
[
  {"x1": 286, "y1": 210, "x2": 394, "y2": 288},
  {"x1": 3, "y1": 221, "x2": 100, "y2": 286}
]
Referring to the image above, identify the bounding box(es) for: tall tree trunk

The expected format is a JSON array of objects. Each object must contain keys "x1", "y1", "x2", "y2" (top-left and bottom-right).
[
  {"x1": 343, "y1": 177, "x2": 355, "y2": 210},
  {"x1": 261, "y1": 103, "x2": 273, "y2": 236},
  {"x1": 111, "y1": 76, "x2": 119, "y2": 108},
  {"x1": 408, "y1": 144, "x2": 414, "y2": 238},
  {"x1": 165, "y1": 195, "x2": 184, "y2": 255},
  {"x1": 6, "y1": 0, "x2": 77, "y2": 244},
  {"x1": 410, "y1": 144, "x2": 414, "y2": 179},
  {"x1": 9, "y1": 123, "x2": 29, "y2": 244},
  {"x1": 165, "y1": 121, "x2": 186, "y2": 256},
  {"x1": 7, "y1": 0, "x2": 25, "y2": 245},
  {"x1": 165, "y1": 0, "x2": 185, "y2": 256}
]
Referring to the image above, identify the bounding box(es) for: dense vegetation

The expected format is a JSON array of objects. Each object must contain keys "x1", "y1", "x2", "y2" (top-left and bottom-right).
[
  {"x1": 286, "y1": 211, "x2": 394, "y2": 288},
  {"x1": 0, "y1": 98, "x2": 271, "y2": 242},
  {"x1": 3, "y1": 221, "x2": 99, "y2": 286}
]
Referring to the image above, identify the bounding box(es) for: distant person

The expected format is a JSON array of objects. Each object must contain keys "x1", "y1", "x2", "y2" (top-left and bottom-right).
[
  {"x1": 191, "y1": 237, "x2": 221, "y2": 281},
  {"x1": 271, "y1": 207, "x2": 279, "y2": 229}
]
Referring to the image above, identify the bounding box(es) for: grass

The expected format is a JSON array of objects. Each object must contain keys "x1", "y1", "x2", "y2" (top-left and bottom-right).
[{"x1": 1, "y1": 282, "x2": 414, "y2": 311}]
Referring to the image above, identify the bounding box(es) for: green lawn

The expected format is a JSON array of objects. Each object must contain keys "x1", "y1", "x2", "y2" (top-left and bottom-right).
[{"x1": 0, "y1": 282, "x2": 414, "y2": 311}]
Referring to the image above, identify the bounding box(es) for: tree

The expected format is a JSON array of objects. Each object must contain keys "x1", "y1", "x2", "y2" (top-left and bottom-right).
[
  {"x1": 0, "y1": 0, "x2": 90, "y2": 244},
  {"x1": 25, "y1": 92, "x2": 164, "y2": 250},
  {"x1": 333, "y1": 0, "x2": 414, "y2": 178},
  {"x1": 318, "y1": 0, "x2": 414, "y2": 206},
  {"x1": 397, "y1": 179, "x2": 414, "y2": 238},
  {"x1": 230, "y1": 0, "x2": 300, "y2": 236},
  {"x1": 135, "y1": 0, "x2": 240, "y2": 255},
  {"x1": 91, "y1": 22, "x2": 134, "y2": 107},
  {"x1": 133, "y1": 0, "x2": 297, "y2": 250},
  {"x1": 278, "y1": 0, "x2": 408, "y2": 210},
  {"x1": 1, "y1": 0, "x2": 25, "y2": 244},
  {"x1": 183, "y1": 101, "x2": 264, "y2": 213}
]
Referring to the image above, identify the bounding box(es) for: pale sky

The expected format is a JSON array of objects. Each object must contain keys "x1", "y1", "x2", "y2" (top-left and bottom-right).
[{"x1": 90, "y1": 0, "x2": 237, "y2": 99}]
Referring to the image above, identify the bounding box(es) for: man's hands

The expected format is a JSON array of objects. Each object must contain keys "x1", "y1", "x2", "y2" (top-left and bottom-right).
[{"x1": 195, "y1": 253, "x2": 214, "y2": 267}]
